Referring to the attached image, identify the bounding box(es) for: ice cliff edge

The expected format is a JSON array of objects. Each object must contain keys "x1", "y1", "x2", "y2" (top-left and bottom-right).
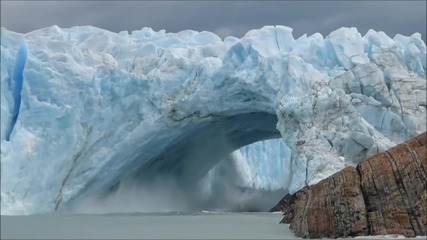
[{"x1": 1, "y1": 25, "x2": 426, "y2": 214}]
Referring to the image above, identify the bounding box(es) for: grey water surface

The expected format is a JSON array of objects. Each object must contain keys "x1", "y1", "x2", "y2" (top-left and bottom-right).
[
  {"x1": 3, "y1": 212, "x2": 424, "y2": 240},
  {"x1": 1, "y1": 212, "x2": 295, "y2": 239}
]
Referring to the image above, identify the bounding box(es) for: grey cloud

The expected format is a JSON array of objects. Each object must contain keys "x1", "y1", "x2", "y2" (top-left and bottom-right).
[{"x1": 1, "y1": 1, "x2": 425, "y2": 41}]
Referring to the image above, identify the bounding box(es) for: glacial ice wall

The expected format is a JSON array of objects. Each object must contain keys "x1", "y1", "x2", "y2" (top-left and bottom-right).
[
  {"x1": 1, "y1": 25, "x2": 426, "y2": 215},
  {"x1": 203, "y1": 139, "x2": 292, "y2": 191}
]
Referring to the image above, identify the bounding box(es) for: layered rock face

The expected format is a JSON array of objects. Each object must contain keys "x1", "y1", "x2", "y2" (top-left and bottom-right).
[{"x1": 271, "y1": 132, "x2": 427, "y2": 238}]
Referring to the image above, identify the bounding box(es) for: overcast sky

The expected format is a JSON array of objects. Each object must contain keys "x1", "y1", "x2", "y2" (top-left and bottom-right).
[{"x1": 1, "y1": 1, "x2": 426, "y2": 41}]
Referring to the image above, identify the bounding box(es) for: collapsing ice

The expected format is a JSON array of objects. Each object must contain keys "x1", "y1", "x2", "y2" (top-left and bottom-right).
[{"x1": 0, "y1": 25, "x2": 425, "y2": 215}]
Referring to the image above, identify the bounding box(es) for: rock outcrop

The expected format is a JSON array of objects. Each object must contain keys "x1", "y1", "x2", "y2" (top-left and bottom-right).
[{"x1": 271, "y1": 132, "x2": 427, "y2": 238}]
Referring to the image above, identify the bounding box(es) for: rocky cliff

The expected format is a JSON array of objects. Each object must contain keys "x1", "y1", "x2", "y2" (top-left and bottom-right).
[{"x1": 271, "y1": 132, "x2": 427, "y2": 238}]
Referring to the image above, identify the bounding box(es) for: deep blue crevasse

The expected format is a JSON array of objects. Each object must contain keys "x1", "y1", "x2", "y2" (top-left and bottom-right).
[{"x1": 6, "y1": 41, "x2": 28, "y2": 141}]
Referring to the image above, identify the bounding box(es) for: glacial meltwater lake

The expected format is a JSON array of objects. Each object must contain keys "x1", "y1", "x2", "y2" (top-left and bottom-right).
[
  {"x1": 1, "y1": 212, "x2": 294, "y2": 239},
  {"x1": 2, "y1": 212, "x2": 424, "y2": 239}
]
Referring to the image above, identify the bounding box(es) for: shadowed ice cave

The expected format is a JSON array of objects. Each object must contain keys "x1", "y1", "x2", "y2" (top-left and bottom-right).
[{"x1": 69, "y1": 112, "x2": 288, "y2": 214}]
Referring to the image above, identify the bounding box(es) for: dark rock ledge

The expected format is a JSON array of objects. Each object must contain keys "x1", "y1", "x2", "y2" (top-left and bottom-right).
[{"x1": 271, "y1": 132, "x2": 427, "y2": 238}]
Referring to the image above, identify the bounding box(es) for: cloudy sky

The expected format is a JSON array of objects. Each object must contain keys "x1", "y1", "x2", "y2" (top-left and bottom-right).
[{"x1": 1, "y1": 1, "x2": 426, "y2": 41}]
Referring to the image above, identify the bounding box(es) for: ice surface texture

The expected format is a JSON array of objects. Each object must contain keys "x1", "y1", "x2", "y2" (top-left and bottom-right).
[{"x1": 1, "y1": 25, "x2": 426, "y2": 214}]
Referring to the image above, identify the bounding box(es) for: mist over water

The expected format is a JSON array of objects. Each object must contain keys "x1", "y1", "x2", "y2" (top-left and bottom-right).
[
  {"x1": 69, "y1": 131, "x2": 287, "y2": 214},
  {"x1": 69, "y1": 159, "x2": 287, "y2": 214},
  {"x1": 71, "y1": 177, "x2": 192, "y2": 214},
  {"x1": 70, "y1": 168, "x2": 287, "y2": 214}
]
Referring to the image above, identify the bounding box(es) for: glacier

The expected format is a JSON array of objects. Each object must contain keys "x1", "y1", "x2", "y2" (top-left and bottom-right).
[{"x1": 0, "y1": 25, "x2": 426, "y2": 215}]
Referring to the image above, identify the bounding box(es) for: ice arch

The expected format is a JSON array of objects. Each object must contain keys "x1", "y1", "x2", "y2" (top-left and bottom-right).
[
  {"x1": 130, "y1": 112, "x2": 281, "y2": 186},
  {"x1": 72, "y1": 113, "x2": 284, "y2": 214},
  {"x1": 1, "y1": 25, "x2": 425, "y2": 214}
]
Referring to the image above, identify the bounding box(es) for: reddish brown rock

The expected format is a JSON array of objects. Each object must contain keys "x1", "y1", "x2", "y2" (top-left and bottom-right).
[
  {"x1": 270, "y1": 194, "x2": 297, "y2": 223},
  {"x1": 271, "y1": 132, "x2": 427, "y2": 238}
]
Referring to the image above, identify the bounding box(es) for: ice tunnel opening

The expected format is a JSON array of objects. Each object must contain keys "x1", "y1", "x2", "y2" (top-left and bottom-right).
[{"x1": 70, "y1": 112, "x2": 290, "y2": 214}]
